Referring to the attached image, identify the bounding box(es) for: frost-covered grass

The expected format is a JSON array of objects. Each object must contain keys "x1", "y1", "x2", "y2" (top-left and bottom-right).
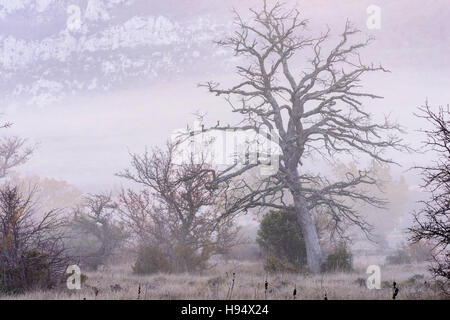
[{"x1": 0, "y1": 258, "x2": 445, "y2": 300}]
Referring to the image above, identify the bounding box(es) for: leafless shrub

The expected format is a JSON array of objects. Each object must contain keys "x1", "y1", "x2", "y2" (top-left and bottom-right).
[
  {"x1": 0, "y1": 184, "x2": 68, "y2": 293},
  {"x1": 68, "y1": 192, "x2": 129, "y2": 270}
]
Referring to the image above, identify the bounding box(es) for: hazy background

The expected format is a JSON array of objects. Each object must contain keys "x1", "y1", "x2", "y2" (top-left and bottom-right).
[{"x1": 0, "y1": 0, "x2": 449, "y2": 237}]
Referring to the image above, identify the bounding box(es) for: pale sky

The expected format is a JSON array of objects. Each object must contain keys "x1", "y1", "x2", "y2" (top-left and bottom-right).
[{"x1": 1, "y1": 0, "x2": 449, "y2": 194}]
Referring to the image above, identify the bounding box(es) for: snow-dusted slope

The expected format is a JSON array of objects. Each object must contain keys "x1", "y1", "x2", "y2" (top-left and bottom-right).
[{"x1": 0, "y1": 0, "x2": 236, "y2": 108}]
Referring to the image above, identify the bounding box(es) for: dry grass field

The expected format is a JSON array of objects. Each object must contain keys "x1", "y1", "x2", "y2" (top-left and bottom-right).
[{"x1": 1, "y1": 257, "x2": 446, "y2": 300}]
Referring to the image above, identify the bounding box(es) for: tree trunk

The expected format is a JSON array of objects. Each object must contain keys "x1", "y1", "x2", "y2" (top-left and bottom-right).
[
  {"x1": 287, "y1": 166, "x2": 323, "y2": 273},
  {"x1": 293, "y1": 192, "x2": 323, "y2": 273}
]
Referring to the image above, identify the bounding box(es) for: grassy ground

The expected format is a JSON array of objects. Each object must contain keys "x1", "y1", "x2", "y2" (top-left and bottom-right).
[{"x1": 0, "y1": 257, "x2": 446, "y2": 300}]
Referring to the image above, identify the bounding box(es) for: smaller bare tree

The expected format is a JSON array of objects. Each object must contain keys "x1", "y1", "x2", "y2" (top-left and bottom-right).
[
  {"x1": 69, "y1": 193, "x2": 128, "y2": 270},
  {"x1": 117, "y1": 142, "x2": 240, "y2": 272},
  {"x1": 409, "y1": 102, "x2": 449, "y2": 294},
  {"x1": 0, "y1": 184, "x2": 68, "y2": 293}
]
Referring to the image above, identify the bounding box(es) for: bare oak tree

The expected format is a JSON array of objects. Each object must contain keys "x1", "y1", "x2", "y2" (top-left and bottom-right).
[
  {"x1": 192, "y1": 1, "x2": 406, "y2": 272},
  {"x1": 409, "y1": 103, "x2": 449, "y2": 294}
]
